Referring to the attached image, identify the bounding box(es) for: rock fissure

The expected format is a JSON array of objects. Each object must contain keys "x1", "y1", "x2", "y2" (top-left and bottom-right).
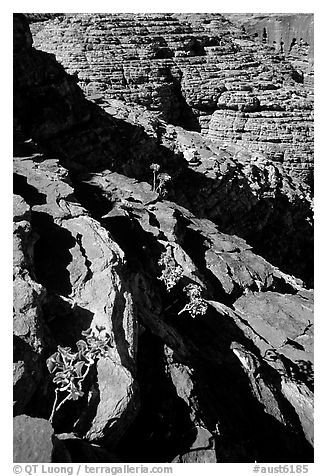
[{"x1": 13, "y1": 13, "x2": 314, "y2": 464}]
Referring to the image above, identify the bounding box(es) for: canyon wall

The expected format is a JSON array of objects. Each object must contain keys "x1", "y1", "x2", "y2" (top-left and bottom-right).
[
  {"x1": 14, "y1": 13, "x2": 314, "y2": 286},
  {"x1": 30, "y1": 13, "x2": 313, "y2": 187},
  {"x1": 13, "y1": 14, "x2": 314, "y2": 464},
  {"x1": 226, "y1": 14, "x2": 313, "y2": 58}
]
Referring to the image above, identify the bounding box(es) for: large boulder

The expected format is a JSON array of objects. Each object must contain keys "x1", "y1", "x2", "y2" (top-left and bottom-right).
[{"x1": 13, "y1": 415, "x2": 54, "y2": 463}]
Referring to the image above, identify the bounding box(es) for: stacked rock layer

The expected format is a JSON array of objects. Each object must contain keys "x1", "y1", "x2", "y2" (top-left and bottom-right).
[
  {"x1": 13, "y1": 14, "x2": 314, "y2": 464},
  {"x1": 30, "y1": 13, "x2": 313, "y2": 186}
]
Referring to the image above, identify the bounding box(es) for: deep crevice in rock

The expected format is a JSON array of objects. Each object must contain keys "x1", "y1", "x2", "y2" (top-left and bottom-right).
[
  {"x1": 170, "y1": 77, "x2": 201, "y2": 132},
  {"x1": 14, "y1": 43, "x2": 312, "y2": 286},
  {"x1": 13, "y1": 13, "x2": 314, "y2": 463},
  {"x1": 13, "y1": 173, "x2": 47, "y2": 206},
  {"x1": 31, "y1": 211, "x2": 76, "y2": 296},
  {"x1": 175, "y1": 214, "x2": 243, "y2": 305},
  {"x1": 116, "y1": 331, "x2": 197, "y2": 463},
  {"x1": 172, "y1": 167, "x2": 313, "y2": 287}
]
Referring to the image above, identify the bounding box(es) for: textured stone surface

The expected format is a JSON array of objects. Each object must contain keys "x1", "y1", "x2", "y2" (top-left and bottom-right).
[
  {"x1": 14, "y1": 13, "x2": 313, "y2": 287},
  {"x1": 172, "y1": 426, "x2": 216, "y2": 463},
  {"x1": 56, "y1": 434, "x2": 123, "y2": 462},
  {"x1": 30, "y1": 13, "x2": 313, "y2": 185},
  {"x1": 13, "y1": 14, "x2": 314, "y2": 463},
  {"x1": 226, "y1": 14, "x2": 314, "y2": 58},
  {"x1": 13, "y1": 191, "x2": 46, "y2": 414},
  {"x1": 13, "y1": 147, "x2": 139, "y2": 443},
  {"x1": 13, "y1": 141, "x2": 314, "y2": 461},
  {"x1": 234, "y1": 291, "x2": 313, "y2": 355},
  {"x1": 13, "y1": 415, "x2": 54, "y2": 462},
  {"x1": 86, "y1": 358, "x2": 138, "y2": 444},
  {"x1": 80, "y1": 169, "x2": 313, "y2": 460}
]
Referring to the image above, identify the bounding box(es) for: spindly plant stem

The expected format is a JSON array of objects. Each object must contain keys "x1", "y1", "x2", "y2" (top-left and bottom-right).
[
  {"x1": 49, "y1": 388, "x2": 59, "y2": 423},
  {"x1": 81, "y1": 363, "x2": 91, "y2": 381},
  {"x1": 178, "y1": 305, "x2": 188, "y2": 315},
  {"x1": 153, "y1": 171, "x2": 156, "y2": 192},
  {"x1": 55, "y1": 393, "x2": 72, "y2": 414}
]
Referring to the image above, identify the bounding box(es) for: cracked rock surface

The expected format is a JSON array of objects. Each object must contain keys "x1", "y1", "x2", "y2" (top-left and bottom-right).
[{"x1": 13, "y1": 14, "x2": 313, "y2": 463}]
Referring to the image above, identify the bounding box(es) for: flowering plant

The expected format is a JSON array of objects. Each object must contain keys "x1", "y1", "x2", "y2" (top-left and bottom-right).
[
  {"x1": 158, "y1": 247, "x2": 183, "y2": 291},
  {"x1": 150, "y1": 163, "x2": 160, "y2": 191},
  {"x1": 178, "y1": 283, "x2": 208, "y2": 318}
]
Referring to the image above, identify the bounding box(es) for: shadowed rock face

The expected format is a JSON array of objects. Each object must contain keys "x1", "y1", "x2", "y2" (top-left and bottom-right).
[
  {"x1": 13, "y1": 14, "x2": 313, "y2": 463},
  {"x1": 14, "y1": 14, "x2": 313, "y2": 286}
]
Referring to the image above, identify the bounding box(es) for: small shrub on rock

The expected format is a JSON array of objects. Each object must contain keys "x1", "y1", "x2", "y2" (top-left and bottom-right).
[
  {"x1": 47, "y1": 327, "x2": 113, "y2": 422},
  {"x1": 158, "y1": 247, "x2": 183, "y2": 291},
  {"x1": 149, "y1": 164, "x2": 171, "y2": 197},
  {"x1": 156, "y1": 172, "x2": 172, "y2": 198},
  {"x1": 178, "y1": 283, "x2": 208, "y2": 318}
]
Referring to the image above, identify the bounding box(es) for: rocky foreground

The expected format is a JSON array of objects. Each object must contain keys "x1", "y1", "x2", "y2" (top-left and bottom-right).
[{"x1": 13, "y1": 13, "x2": 313, "y2": 463}]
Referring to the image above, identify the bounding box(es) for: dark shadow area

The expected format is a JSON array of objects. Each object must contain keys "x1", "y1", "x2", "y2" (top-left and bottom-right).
[
  {"x1": 31, "y1": 211, "x2": 76, "y2": 296},
  {"x1": 154, "y1": 48, "x2": 174, "y2": 59},
  {"x1": 73, "y1": 181, "x2": 114, "y2": 218},
  {"x1": 14, "y1": 34, "x2": 313, "y2": 286},
  {"x1": 151, "y1": 65, "x2": 201, "y2": 131},
  {"x1": 171, "y1": 77, "x2": 201, "y2": 131},
  {"x1": 23, "y1": 297, "x2": 96, "y2": 433},
  {"x1": 171, "y1": 305, "x2": 314, "y2": 462},
  {"x1": 54, "y1": 437, "x2": 123, "y2": 463},
  {"x1": 13, "y1": 336, "x2": 43, "y2": 416},
  {"x1": 171, "y1": 168, "x2": 313, "y2": 288},
  {"x1": 116, "y1": 331, "x2": 197, "y2": 463},
  {"x1": 13, "y1": 13, "x2": 314, "y2": 463},
  {"x1": 103, "y1": 215, "x2": 161, "y2": 273},
  {"x1": 42, "y1": 294, "x2": 94, "y2": 346},
  {"x1": 152, "y1": 38, "x2": 174, "y2": 59},
  {"x1": 13, "y1": 130, "x2": 41, "y2": 157},
  {"x1": 72, "y1": 179, "x2": 313, "y2": 462},
  {"x1": 185, "y1": 38, "x2": 206, "y2": 56},
  {"x1": 13, "y1": 173, "x2": 47, "y2": 206},
  {"x1": 291, "y1": 68, "x2": 304, "y2": 84}
]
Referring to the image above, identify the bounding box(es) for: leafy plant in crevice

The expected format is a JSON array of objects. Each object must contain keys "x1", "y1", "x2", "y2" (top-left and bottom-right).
[
  {"x1": 47, "y1": 327, "x2": 113, "y2": 423},
  {"x1": 178, "y1": 283, "x2": 208, "y2": 318},
  {"x1": 158, "y1": 250, "x2": 208, "y2": 317},
  {"x1": 156, "y1": 172, "x2": 172, "y2": 198},
  {"x1": 158, "y1": 246, "x2": 183, "y2": 291},
  {"x1": 150, "y1": 163, "x2": 171, "y2": 198}
]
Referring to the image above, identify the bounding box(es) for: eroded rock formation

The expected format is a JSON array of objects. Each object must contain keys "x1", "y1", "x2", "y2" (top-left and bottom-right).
[
  {"x1": 30, "y1": 13, "x2": 313, "y2": 186},
  {"x1": 13, "y1": 13, "x2": 314, "y2": 463}
]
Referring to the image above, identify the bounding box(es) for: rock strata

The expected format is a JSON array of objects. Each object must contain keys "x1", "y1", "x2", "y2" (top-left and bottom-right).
[
  {"x1": 30, "y1": 13, "x2": 313, "y2": 186},
  {"x1": 13, "y1": 14, "x2": 314, "y2": 463},
  {"x1": 14, "y1": 16, "x2": 314, "y2": 285}
]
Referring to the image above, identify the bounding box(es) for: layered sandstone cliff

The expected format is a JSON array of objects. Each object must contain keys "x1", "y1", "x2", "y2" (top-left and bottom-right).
[
  {"x1": 30, "y1": 13, "x2": 313, "y2": 186},
  {"x1": 13, "y1": 14, "x2": 314, "y2": 464}
]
